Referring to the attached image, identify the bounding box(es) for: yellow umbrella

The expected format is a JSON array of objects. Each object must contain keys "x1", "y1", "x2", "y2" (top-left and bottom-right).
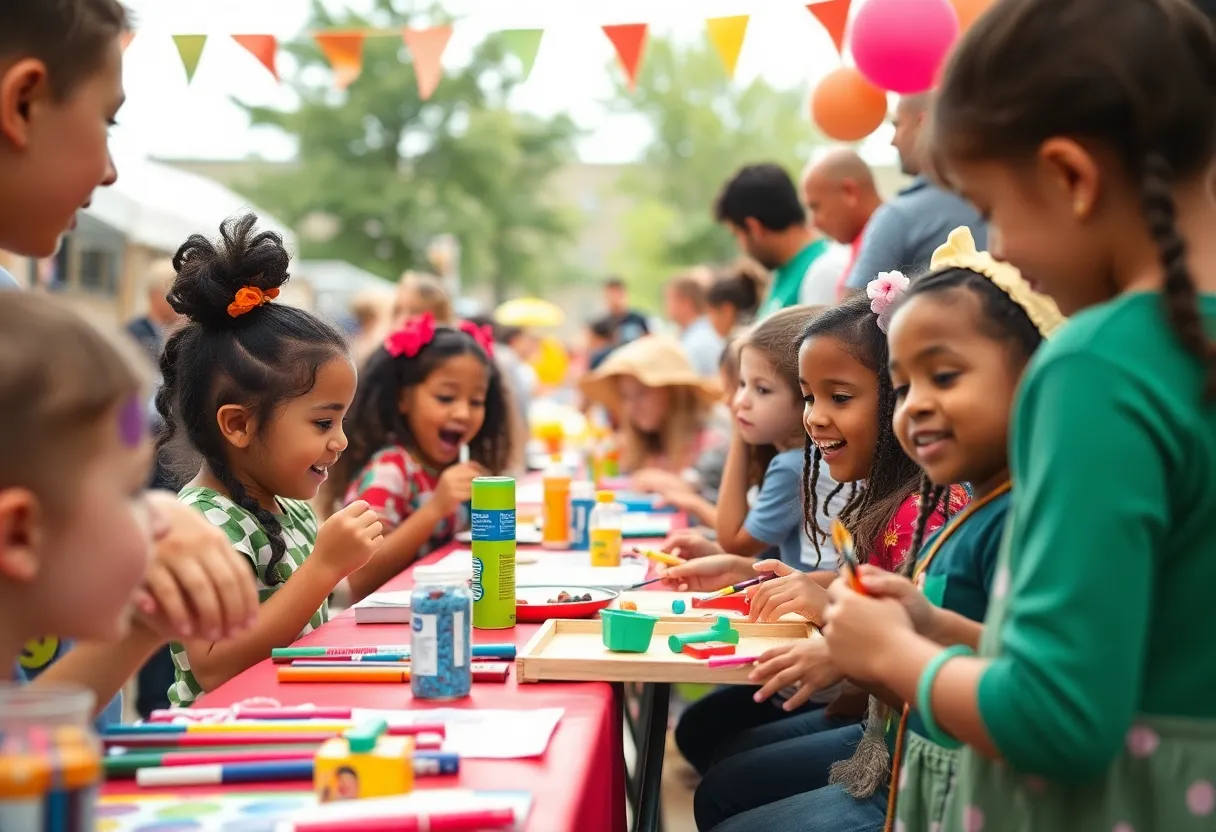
[{"x1": 494, "y1": 297, "x2": 565, "y2": 328}]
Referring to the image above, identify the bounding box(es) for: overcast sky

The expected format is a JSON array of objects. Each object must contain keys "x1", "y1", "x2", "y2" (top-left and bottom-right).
[{"x1": 113, "y1": 0, "x2": 897, "y2": 166}]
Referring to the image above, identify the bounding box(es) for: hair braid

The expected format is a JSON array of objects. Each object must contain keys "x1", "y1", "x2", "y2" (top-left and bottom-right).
[
  {"x1": 154, "y1": 331, "x2": 183, "y2": 466},
  {"x1": 824, "y1": 482, "x2": 846, "y2": 516},
  {"x1": 803, "y1": 441, "x2": 826, "y2": 567},
  {"x1": 904, "y1": 476, "x2": 945, "y2": 577},
  {"x1": 209, "y1": 457, "x2": 289, "y2": 586},
  {"x1": 1142, "y1": 153, "x2": 1216, "y2": 399}
]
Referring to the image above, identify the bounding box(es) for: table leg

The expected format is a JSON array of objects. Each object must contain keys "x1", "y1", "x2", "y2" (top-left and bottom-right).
[{"x1": 633, "y1": 682, "x2": 670, "y2": 832}]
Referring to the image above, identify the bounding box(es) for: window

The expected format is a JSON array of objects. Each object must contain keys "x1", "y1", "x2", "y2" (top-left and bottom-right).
[{"x1": 78, "y1": 248, "x2": 119, "y2": 295}]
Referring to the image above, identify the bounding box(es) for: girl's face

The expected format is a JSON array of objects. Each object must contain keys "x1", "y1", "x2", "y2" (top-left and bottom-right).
[
  {"x1": 707, "y1": 303, "x2": 735, "y2": 339},
  {"x1": 888, "y1": 291, "x2": 1022, "y2": 497},
  {"x1": 617, "y1": 376, "x2": 670, "y2": 434},
  {"x1": 798, "y1": 335, "x2": 880, "y2": 483},
  {"x1": 401, "y1": 352, "x2": 490, "y2": 468},
  {"x1": 734, "y1": 346, "x2": 803, "y2": 450}
]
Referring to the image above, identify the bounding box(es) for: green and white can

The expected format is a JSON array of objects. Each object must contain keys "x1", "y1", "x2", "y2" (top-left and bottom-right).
[{"x1": 471, "y1": 476, "x2": 516, "y2": 630}]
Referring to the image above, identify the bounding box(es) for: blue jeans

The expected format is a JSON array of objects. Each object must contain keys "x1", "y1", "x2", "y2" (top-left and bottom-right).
[
  {"x1": 694, "y1": 721, "x2": 865, "y2": 830},
  {"x1": 674, "y1": 685, "x2": 826, "y2": 774},
  {"x1": 710, "y1": 783, "x2": 888, "y2": 832}
]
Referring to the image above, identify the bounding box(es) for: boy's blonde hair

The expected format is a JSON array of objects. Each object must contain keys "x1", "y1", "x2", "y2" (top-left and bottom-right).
[{"x1": 394, "y1": 272, "x2": 453, "y2": 325}]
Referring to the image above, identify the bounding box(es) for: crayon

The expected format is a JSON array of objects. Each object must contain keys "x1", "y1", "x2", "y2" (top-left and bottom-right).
[{"x1": 284, "y1": 807, "x2": 516, "y2": 832}]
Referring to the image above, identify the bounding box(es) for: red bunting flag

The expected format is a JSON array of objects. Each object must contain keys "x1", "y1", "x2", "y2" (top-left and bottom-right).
[
  {"x1": 807, "y1": 0, "x2": 852, "y2": 55},
  {"x1": 232, "y1": 35, "x2": 279, "y2": 82},
  {"x1": 602, "y1": 23, "x2": 648, "y2": 92},
  {"x1": 402, "y1": 26, "x2": 453, "y2": 101}
]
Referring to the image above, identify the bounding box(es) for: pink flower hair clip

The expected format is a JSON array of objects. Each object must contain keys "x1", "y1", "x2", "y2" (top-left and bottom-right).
[
  {"x1": 866, "y1": 271, "x2": 911, "y2": 333},
  {"x1": 384, "y1": 312, "x2": 437, "y2": 358},
  {"x1": 458, "y1": 320, "x2": 495, "y2": 358}
]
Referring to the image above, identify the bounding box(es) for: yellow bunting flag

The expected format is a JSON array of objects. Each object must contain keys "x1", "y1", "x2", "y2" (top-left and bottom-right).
[
  {"x1": 807, "y1": 0, "x2": 852, "y2": 55},
  {"x1": 232, "y1": 35, "x2": 279, "y2": 82},
  {"x1": 314, "y1": 31, "x2": 367, "y2": 90},
  {"x1": 500, "y1": 29, "x2": 544, "y2": 81},
  {"x1": 705, "y1": 16, "x2": 749, "y2": 79},
  {"x1": 172, "y1": 34, "x2": 207, "y2": 84},
  {"x1": 402, "y1": 26, "x2": 453, "y2": 101},
  {"x1": 602, "y1": 23, "x2": 648, "y2": 92},
  {"x1": 120, "y1": 31, "x2": 136, "y2": 52}
]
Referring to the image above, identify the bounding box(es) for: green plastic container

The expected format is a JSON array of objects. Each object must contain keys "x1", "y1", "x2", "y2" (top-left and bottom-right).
[
  {"x1": 471, "y1": 477, "x2": 516, "y2": 630},
  {"x1": 599, "y1": 609, "x2": 658, "y2": 653},
  {"x1": 667, "y1": 615, "x2": 739, "y2": 653}
]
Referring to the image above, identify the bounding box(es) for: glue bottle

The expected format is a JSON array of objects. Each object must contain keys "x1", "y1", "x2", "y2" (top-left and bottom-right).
[
  {"x1": 589, "y1": 490, "x2": 623, "y2": 567},
  {"x1": 471, "y1": 477, "x2": 516, "y2": 630},
  {"x1": 569, "y1": 480, "x2": 597, "y2": 551},
  {"x1": 541, "y1": 457, "x2": 570, "y2": 549}
]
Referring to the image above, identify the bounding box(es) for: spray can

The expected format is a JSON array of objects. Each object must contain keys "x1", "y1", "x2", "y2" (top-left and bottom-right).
[
  {"x1": 471, "y1": 477, "x2": 516, "y2": 630},
  {"x1": 569, "y1": 481, "x2": 596, "y2": 551},
  {"x1": 541, "y1": 458, "x2": 571, "y2": 549}
]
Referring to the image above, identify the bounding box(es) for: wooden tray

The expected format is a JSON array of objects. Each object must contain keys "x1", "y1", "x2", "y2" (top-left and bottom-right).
[
  {"x1": 516, "y1": 618, "x2": 816, "y2": 684},
  {"x1": 612, "y1": 591, "x2": 807, "y2": 623}
]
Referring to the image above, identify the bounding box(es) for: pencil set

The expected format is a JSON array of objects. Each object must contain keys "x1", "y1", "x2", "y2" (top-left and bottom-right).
[{"x1": 0, "y1": 725, "x2": 100, "y2": 832}]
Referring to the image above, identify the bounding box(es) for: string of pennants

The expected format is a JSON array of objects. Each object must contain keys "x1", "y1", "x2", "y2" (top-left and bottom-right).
[{"x1": 122, "y1": 0, "x2": 853, "y2": 101}]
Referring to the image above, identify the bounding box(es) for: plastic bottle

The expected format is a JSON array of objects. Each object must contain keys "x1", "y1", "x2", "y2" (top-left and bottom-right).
[
  {"x1": 589, "y1": 490, "x2": 623, "y2": 567},
  {"x1": 410, "y1": 563, "x2": 473, "y2": 700},
  {"x1": 599, "y1": 434, "x2": 621, "y2": 479},
  {"x1": 569, "y1": 480, "x2": 597, "y2": 551},
  {"x1": 541, "y1": 458, "x2": 571, "y2": 549},
  {"x1": 471, "y1": 477, "x2": 516, "y2": 630}
]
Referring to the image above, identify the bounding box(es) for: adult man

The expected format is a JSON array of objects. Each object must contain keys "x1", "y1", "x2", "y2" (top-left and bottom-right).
[
  {"x1": 714, "y1": 163, "x2": 833, "y2": 318},
  {"x1": 125, "y1": 259, "x2": 180, "y2": 364},
  {"x1": 801, "y1": 149, "x2": 886, "y2": 300},
  {"x1": 603, "y1": 276, "x2": 650, "y2": 345},
  {"x1": 664, "y1": 272, "x2": 725, "y2": 377},
  {"x1": 844, "y1": 94, "x2": 987, "y2": 291}
]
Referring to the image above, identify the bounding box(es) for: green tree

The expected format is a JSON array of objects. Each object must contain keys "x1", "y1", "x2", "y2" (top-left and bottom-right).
[
  {"x1": 609, "y1": 36, "x2": 819, "y2": 307},
  {"x1": 239, "y1": 0, "x2": 579, "y2": 300}
]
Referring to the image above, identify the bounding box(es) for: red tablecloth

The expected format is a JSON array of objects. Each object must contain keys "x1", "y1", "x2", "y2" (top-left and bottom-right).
[{"x1": 107, "y1": 541, "x2": 635, "y2": 832}]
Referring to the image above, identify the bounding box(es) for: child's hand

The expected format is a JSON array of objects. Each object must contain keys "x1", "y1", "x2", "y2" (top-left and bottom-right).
[
  {"x1": 631, "y1": 468, "x2": 694, "y2": 500},
  {"x1": 433, "y1": 463, "x2": 487, "y2": 516},
  {"x1": 822, "y1": 573, "x2": 915, "y2": 681},
  {"x1": 660, "y1": 554, "x2": 755, "y2": 592},
  {"x1": 314, "y1": 501, "x2": 384, "y2": 579},
  {"x1": 659, "y1": 530, "x2": 723, "y2": 561},
  {"x1": 848, "y1": 565, "x2": 937, "y2": 636},
  {"x1": 132, "y1": 492, "x2": 259, "y2": 642},
  {"x1": 748, "y1": 638, "x2": 844, "y2": 710},
  {"x1": 747, "y1": 560, "x2": 830, "y2": 625}
]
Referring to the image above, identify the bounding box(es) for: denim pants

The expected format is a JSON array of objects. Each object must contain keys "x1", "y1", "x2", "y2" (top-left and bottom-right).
[
  {"x1": 674, "y1": 685, "x2": 826, "y2": 774},
  {"x1": 710, "y1": 783, "x2": 889, "y2": 832}
]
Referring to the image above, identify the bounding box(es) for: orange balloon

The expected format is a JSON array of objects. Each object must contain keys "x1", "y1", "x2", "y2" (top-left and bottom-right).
[
  {"x1": 950, "y1": 0, "x2": 995, "y2": 31},
  {"x1": 811, "y1": 66, "x2": 888, "y2": 142}
]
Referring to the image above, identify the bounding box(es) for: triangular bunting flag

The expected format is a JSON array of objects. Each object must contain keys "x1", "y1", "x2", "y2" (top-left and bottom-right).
[
  {"x1": 402, "y1": 26, "x2": 453, "y2": 101},
  {"x1": 602, "y1": 23, "x2": 648, "y2": 92},
  {"x1": 232, "y1": 34, "x2": 279, "y2": 81},
  {"x1": 120, "y1": 31, "x2": 135, "y2": 52},
  {"x1": 807, "y1": 0, "x2": 852, "y2": 55},
  {"x1": 314, "y1": 31, "x2": 366, "y2": 90},
  {"x1": 500, "y1": 29, "x2": 544, "y2": 81},
  {"x1": 172, "y1": 34, "x2": 207, "y2": 84},
  {"x1": 705, "y1": 16, "x2": 749, "y2": 79}
]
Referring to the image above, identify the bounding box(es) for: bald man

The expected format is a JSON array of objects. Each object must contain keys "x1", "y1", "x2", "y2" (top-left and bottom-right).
[
  {"x1": 843, "y1": 94, "x2": 988, "y2": 292},
  {"x1": 802, "y1": 150, "x2": 886, "y2": 300}
]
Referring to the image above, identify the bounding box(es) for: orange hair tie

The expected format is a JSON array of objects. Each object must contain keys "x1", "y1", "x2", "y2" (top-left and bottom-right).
[{"x1": 227, "y1": 285, "x2": 280, "y2": 318}]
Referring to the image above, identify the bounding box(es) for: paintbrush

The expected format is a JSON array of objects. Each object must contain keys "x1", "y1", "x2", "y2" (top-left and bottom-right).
[
  {"x1": 700, "y1": 572, "x2": 777, "y2": 600},
  {"x1": 832, "y1": 519, "x2": 869, "y2": 595},
  {"x1": 626, "y1": 576, "x2": 665, "y2": 591}
]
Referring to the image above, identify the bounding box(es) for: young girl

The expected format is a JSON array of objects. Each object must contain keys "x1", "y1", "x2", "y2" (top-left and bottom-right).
[
  {"x1": 328, "y1": 312, "x2": 512, "y2": 600},
  {"x1": 158, "y1": 214, "x2": 384, "y2": 706},
  {"x1": 580, "y1": 334, "x2": 722, "y2": 473},
  {"x1": 707, "y1": 260, "x2": 767, "y2": 338},
  {"x1": 823, "y1": 3, "x2": 1216, "y2": 831}
]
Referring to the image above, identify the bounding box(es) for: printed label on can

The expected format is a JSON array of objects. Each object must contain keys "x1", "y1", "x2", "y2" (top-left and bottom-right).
[
  {"x1": 471, "y1": 508, "x2": 516, "y2": 541},
  {"x1": 471, "y1": 557, "x2": 485, "y2": 601},
  {"x1": 411, "y1": 613, "x2": 438, "y2": 676},
  {"x1": 590, "y1": 528, "x2": 622, "y2": 567},
  {"x1": 453, "y1": 610, "x2": 466, "y2": 667}
]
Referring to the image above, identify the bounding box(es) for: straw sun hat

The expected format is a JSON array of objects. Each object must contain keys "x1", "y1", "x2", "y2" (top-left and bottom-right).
[{"x1": 580, "y1": 334, "x2": 723, "y2": 417}]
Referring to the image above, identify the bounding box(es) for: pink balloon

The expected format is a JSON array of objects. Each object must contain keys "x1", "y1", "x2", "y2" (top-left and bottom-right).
[{"x1": 850, "y1": 0, "x2": 960, "y2": 94}]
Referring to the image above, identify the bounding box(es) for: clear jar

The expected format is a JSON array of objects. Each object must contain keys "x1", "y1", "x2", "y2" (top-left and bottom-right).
[
  {"x1": 0, "y1": 684, "x2": 101, "y2": 832},
  {"x1": 410, "y1": 564, "x2": 474, "y2": 700}
]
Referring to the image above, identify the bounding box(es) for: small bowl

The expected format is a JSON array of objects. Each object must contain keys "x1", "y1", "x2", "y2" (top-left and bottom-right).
[{"x1": 599, "y1": 608, "x2": 659, "y2": 653}]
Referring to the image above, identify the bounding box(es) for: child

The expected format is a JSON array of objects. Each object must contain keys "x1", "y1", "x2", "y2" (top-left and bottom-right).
[
  {"x1": 707, "y1": 260, "x2": 767, "y2": 338},
  {"x1": 823, "y1": 3, "x2": 1216, "y2": 831},
  {"x1": 158, "y1": 214, "x2": 384, "y2": 705},
  {"x1": 328, "y1": 312, "x2": 512, "y2": 600},
  {"x1": 580, "y1": 334, "x2": 722, "y2": 473},
  {"x1": 392, "y1": 272, "x2": 453, "y2": 328}
]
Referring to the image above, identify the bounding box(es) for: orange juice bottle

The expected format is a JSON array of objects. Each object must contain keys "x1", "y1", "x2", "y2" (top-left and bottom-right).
[
  {"x1": 589, "y1": 491, "x2": 623, "y2": 567},
  {"x1": 541, "y1": 458, "x2": 571, "y2": 549}
]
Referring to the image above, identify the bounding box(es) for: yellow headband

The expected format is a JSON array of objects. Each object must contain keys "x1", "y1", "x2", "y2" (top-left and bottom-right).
[{"x1": 930, "y1": 227, "x2": 1066, "y2": 337}]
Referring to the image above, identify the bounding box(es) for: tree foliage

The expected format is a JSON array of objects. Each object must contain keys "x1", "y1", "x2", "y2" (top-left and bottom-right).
[{"x1": 239, "y1": 0, "x2": 579, "y2": 300}]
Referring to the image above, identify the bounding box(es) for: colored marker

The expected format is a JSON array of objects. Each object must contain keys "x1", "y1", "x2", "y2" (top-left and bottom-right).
[
  {"x1": 277, "y1": 662, "x2": 510, "y2": 684},
  {"x1": 147, "y1": 705, "x2": 355, "y2": 722},
  {"x1": 285, "y1": 808, "x2": 516, "y2": 832},
  {"x1": 104, "y1": 748, "x2": 316, "y2": 776},
  {"x1": 102, "y1": 732, "x2": 342, "y2": 749},
  {"x1": 136, "y1": 758, "x2": 315, "y2": 787},
  {"x1": 270, "y1": 643, "x2": 516, "y2": 661},
  {"x1": 707, "y1": 654, "x2": 762, "y2": 668},
  {"x1": 103, "y1": 721, "x2": 356, "y2": 736},
  {"x1": 634, "y1": 547, "x2": 683, "y2": 567}
]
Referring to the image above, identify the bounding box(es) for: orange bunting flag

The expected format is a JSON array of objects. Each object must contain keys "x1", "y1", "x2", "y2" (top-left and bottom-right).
[
  {"x1": 232, "y1": 35, "x2": 279, "y2": 82},
  {"x1": 705, "y1": 16, "x2": 749, "y2": 79},
  {"x1": 314, "y1": 31, "x2": 366, "y2": 90},
  {"x1": 602, "y1": 23, "x2": 648, "y2": 92},
  {"x1": 120, "y1": 31, "x2": 136, "y2": 52},
  {"x1": 172, "y1": 34, "x2": 207, "y2": 84},
  {"x1": 807, "y1": 0, "x2": 852, "y2": 55},
  {"x1": 402, "y1": 25, "x2": 453, "y2": 101}
]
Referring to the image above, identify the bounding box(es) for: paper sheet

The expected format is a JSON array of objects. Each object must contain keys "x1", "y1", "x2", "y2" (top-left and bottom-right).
[
  {"x1": 350, "y1": 707, "x2": 563, "y2": 759},
  {"x1": 436, "y1": 548, "x2": 646, "y2": 589}
]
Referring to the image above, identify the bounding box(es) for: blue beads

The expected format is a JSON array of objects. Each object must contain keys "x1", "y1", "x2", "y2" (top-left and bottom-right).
[
  {"x1": 672, "y1": 599, "x2": 686, "y2": 614},
  {"x1": 410, "y1": 566, "x2": 473, "y2": 700}
]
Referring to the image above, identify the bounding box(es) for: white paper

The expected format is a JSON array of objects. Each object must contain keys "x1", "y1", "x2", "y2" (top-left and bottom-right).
[
  {"x1": 515, "y1": 482, "x2": 545, "y2": 505},
  {"x1": 437, "y1": 548, "x2": 647, "y2": 590},
  {"x1": 352, "y1": 590, "x2": 411, "y2": 609},
  {"x1": 349, "y1": 707, "x2": 564, "y2": 759},
  {"x1": 277, "y1": 790, "x2": 532, "y2": 831}
]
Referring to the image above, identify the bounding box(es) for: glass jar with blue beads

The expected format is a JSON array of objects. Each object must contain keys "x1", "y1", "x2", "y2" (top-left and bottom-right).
[{"x1": 410, "y1": 563, "x2": 473, "y2": 700}]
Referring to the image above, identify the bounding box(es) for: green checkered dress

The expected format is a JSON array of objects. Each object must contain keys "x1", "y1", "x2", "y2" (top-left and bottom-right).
[{"x1": 167, "y1": 486, "x2": 328, "y2": 706}]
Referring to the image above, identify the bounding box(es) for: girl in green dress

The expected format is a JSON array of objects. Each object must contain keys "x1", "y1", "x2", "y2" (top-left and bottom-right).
[{"x1": 822, "y1": 1, "x2": 1216, "y2": 830}]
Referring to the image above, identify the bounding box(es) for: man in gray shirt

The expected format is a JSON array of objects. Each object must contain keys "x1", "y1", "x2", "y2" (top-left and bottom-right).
[{"x1": 844, "y1": 94, "x2": 987, "y2": 291}]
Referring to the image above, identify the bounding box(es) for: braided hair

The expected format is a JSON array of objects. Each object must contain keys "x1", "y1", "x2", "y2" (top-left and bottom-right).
[
  {"x1": 933, "y1": 0, "x2": 1216, "y2": 395},
  {"x1": 799, "y1": 294, "x2": 923, "y2": 564},
  {"x1": 156, "y1": 214, "x2": 349, "y2": 585}
]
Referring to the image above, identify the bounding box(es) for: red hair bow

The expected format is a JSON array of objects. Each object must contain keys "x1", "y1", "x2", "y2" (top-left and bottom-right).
[
  {"x1": 384, "y1": 312, "x2": 437, "y2": 358},
  {"x1": 458, "y1": 320, "x2": 495, "y2": 358}
]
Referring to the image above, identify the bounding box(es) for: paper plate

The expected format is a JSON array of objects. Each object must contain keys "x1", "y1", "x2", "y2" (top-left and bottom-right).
[{"x1": 515, "y1": 585, "x2": 618, "y2": 623}]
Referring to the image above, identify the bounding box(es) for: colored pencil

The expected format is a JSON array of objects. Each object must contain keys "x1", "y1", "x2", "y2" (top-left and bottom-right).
[
  {"x1": 707, "y1": 654, "x2": 761, "y2": 668},
  {"x1": 285, "y1": 808, "x2": 516, "y2": 832},
  {"x1": 276, "y1": 662, "x2": 510, "y2": 684},
  {"x1": 271, "y1": 643, "x2": 516, "y2": 660}
]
